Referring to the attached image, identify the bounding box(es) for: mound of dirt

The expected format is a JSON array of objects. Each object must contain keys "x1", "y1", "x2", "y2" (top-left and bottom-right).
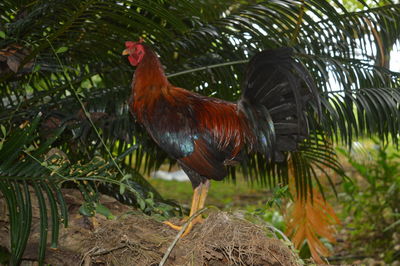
[
  {"x1": 0, "y1": 189, "x2": 300, "y2": 265},
  {"x1": 176, "y1": 212, "x2": 299, "y2": 266}
]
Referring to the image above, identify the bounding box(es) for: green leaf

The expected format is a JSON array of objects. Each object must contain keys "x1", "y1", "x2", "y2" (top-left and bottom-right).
[
  {"x1": 32, "y1": 183, "x2": 47, "y2": 265},
  {"x1": 119, "y1": 173, "x2": 132, "y2": 195},
  {"x1": 137, "y1": 197, "x2": 146, "y2": 211},
  {"x1": 55, "y1": 46, "x2": 68, "y2": 54},
  {"x1": 24, "y1": 145, "x2": 36, "y2": 153},
  {"x1": 121, "y1": 174, "x2": 132, "y2": 181},
  {"x1": 32, "y1": 64, "x2": 41, "y2": 73},
  {"x1": 119, "y1": 183, "x2": 126, "y2": 195},
  {"x1": 0, "y1": 125, "x2": 6, "y2": 137},
  {"x1": 0, "y1": 31, "x2": 5, "y2": 39},
  {"x1": 95, "y1": 203, "x2": 115, "y2": 220},
  {"x1": 79, "y1": 202, "x2": 95, "y2": 217}
]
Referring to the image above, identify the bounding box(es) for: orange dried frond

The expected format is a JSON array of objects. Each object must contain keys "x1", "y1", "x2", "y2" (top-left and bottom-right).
[
  {"x1": 305, "y1": 226, "x2": 330, "y2": 264},
  {"x1": 285, "y1": 187, "x2": 340, "y2": 263},
  {"x1": 290, "y1": 220, "x2": 306, "y2": 249}
]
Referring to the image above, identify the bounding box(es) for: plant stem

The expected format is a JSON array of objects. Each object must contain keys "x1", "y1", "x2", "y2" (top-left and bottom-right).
[
  {"x1": 166, "y1": 60, "x2": 248, "y2": 78},
  {"x1": 23, "y1": 151, "x2": 68, "y2": 180},
  {"x1": 46, "y1": 39, "x2": 125, "y2": 179},
  {"x1": 159, "y1": 207, "x2": 208, "y2": 266}
]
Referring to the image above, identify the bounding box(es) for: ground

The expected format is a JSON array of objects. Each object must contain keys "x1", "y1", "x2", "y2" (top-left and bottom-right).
[{"x1": 0, "y1": 188, "x2": 300, "y2": 265}]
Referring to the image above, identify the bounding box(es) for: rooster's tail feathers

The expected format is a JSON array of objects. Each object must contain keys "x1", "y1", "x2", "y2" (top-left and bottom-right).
[{"x1": 239, "y1": 48, "x2": 320, "y2": 161}]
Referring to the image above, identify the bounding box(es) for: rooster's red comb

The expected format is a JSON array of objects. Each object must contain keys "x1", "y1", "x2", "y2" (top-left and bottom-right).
[{"x1": 125, "y1": 38, "x2": 144, "y2": 48}]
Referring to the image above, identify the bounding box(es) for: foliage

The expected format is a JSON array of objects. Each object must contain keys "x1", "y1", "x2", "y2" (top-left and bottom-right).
[
  {"x1": 337, "y1": 142, "x2": 400, "y2": 263},
  {"x1": 2, "y1": 0, "x2": 400, "y2": 187},
  {"x1": 0, "y1": 116, "x2": 67, "y2": 265},
  {"x1": 0, "y1": 116, "x2": 174, "y2": 264}
]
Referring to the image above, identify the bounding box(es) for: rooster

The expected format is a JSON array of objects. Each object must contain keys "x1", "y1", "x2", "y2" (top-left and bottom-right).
[{"x1": 123, "y1": 39, "x2": 319, "y2": 236}]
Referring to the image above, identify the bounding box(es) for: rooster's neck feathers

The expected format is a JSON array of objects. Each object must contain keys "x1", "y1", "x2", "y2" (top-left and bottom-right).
[
  {"x1": 131, "y1": 46, "x2": 171, "y2": 123},
  {"x1": 133, "y1": 46, "x2": 169, "y2": 90}
]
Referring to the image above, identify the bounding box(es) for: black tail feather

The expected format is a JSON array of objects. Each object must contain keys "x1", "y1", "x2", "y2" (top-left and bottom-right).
[{"x1": 239, "y1": 47, "x2": 320, "y2": 161}]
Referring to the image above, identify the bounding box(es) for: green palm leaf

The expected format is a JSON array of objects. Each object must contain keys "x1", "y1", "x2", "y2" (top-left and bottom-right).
[
  {"x1": 0, "y1": 117, "x2": 66, "y2": 264},
  {"x1": 0, "y1": 116, "x2": 170, "y2": 264},
  {"x1": 2, "y1": 0, "x2": 400, "y2": 185}
]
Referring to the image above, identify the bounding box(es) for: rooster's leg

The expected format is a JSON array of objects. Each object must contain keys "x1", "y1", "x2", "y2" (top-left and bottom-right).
[
  {"x1": 163, "y1": 184, "x2": 201, "y2": 232},
  {"x1": 192, "y1": 179, "x2": 210, "y2": 224},
  {"x1": 180, "y1": 180, "x2": 210, "y2": 237}
]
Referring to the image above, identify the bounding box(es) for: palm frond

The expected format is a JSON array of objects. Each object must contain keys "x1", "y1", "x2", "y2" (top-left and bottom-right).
[
  {"x1": 0, "y1": 115, "x2": 173, "y2": 264},
  {"x1": 1, "y1": 0, "x2": 400, "y2": 222},
  {"x1": 0, "y1": 116, "x2": 66, "y2": 264},
  {"x1": 285, "y1": 188, "x2": 340, "y2": 263},
  {"x1": 321, "y1": 88, "x2": 400, "y2": 146}
]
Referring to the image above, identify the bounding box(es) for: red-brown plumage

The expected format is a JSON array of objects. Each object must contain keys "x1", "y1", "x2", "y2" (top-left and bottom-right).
[
  {"x1": 196, "y1": 99, "x2": 248, "y2": 151},
  {"x1": 123, "y1": 40, "x2": 319, "y2": 236},
  {"x1": 128, "y1": 44, "x2": 254, "y2": 182},
  {"x1": 129, "y1": 45, "x2": 169, "y2": 122}
]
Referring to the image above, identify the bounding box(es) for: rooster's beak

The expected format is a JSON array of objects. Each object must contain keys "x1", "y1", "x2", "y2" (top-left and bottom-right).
[{"x1": 122, "y1": 49, "x2": 129, "y2": 56}]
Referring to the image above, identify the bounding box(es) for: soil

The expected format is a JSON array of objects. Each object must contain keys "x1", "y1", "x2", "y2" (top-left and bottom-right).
[{"x1": 0, "y1": 189, "x2": 300, "y2": 266}]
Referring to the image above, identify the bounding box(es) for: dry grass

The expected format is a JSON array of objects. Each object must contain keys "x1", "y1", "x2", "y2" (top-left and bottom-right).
[{"x1": 0, "y1": 188, "x2": 300, "y2": 265}]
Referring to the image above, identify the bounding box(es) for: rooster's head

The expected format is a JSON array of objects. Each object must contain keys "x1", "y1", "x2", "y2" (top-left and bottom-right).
[{"x1": 122, "y1": 38, "x2": 145, "y2": 66}]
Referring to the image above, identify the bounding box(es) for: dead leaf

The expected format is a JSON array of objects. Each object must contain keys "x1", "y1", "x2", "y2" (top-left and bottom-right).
[
  {"x1": 7, "y1": 55, "x2": 20, "y2": 72},
  {"x1": 285, "y1": 157, "x2": 340, "y2": 264},
  {"x1": 0, "y1": 43, "x2": 33, "y2": 73}
]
